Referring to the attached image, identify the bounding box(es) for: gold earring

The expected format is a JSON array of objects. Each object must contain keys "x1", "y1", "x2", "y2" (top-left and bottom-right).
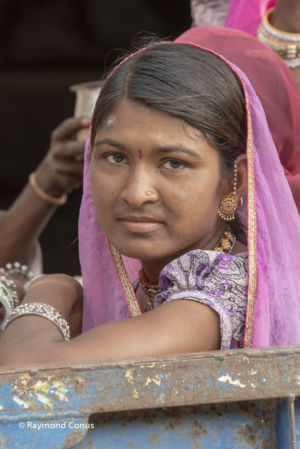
[{"x1": 217, "y1": 160, "x2": 238, "y2": 222}]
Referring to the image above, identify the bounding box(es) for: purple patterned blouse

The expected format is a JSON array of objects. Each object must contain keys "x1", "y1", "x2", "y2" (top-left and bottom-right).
[{"x1": 154, "y1": 250, "x2": 248, "y2": 350}]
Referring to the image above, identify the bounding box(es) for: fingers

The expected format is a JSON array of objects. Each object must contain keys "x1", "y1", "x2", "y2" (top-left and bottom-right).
[
  {"x1": 52, "y1": 140, "x2": 85, "y2": 160},
  {"x1": 51, "y1": 117, "x2": 91, "y2": 142}
]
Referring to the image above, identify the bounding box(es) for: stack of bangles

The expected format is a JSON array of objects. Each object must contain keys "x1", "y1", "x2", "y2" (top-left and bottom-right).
[
  {"x1": 1, "y1": 302, "x2": 70, "y2": 341},
  {"x1": 0, "y1": 263, "x2": 70, "y2": 340},
  {"x1": 257, "y1": 8, "x2": 300, "y2": 69},
  {"x1": 0, "y1": 262, "x2": 33, "y2": 320},
  {"x1": 29, "y1": 172, "x2": 67, "y2": 206}
]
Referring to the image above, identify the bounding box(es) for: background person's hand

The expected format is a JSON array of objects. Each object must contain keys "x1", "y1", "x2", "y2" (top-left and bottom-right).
[{"x1": 35, "y1": 117, "x2": 91, "y2": 198}]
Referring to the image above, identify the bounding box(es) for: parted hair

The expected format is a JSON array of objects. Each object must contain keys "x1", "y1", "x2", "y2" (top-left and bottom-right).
[{"x1": 91, "y1": 42, "x2": 247, "y2": 171}]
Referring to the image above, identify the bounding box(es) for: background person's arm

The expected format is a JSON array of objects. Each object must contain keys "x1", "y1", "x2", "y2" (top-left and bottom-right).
[
  {"x1": 0, "y1": 117, "x2": 89, "y2": 266},
  {"x1": 0, "y1": 274, "x2": 220, "y2": 368},
  {"x1": 271, "y1": 0, "x2": 300, "y2": 93}
]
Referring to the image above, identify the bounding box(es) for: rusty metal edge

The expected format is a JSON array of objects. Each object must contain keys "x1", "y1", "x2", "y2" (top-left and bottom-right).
[{"x1": 0, "y1": 346, "x2": 299, "y2": 413}]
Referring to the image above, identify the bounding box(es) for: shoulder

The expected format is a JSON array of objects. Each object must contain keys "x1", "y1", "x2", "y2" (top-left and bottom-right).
[
  {"x1": 158, "y1": 249, "x2": 248, "y2": 295},
  {"x1": 155, "y1": 250, "x2": 248, "y2": 350}
]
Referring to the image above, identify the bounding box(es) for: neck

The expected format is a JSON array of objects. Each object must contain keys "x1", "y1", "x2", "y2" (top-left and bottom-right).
[{"x1": 141, "y1": 222, "x2": 227, "y2": 284}]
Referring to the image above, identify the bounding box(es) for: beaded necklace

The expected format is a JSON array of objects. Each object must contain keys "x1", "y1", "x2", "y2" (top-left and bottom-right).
[{"x1": 138, "y1": 226, "x2": 236, "y2": 312}]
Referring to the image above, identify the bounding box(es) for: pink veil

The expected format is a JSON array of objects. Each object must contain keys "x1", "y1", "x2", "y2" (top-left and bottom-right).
[
  {"x1": 176, "y1": 27, "x2": 300, "y2": 214},
  {"x1": 79, "y1": 42, "x2": 300, "y2": 348}
]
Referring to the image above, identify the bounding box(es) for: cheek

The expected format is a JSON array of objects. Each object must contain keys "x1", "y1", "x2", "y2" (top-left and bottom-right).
[
  {"x1": 90, "y1": 168, "x2": 118, "y2": 220},
  {"x1": 164, "y1": 173, "x2": 221, "y2": 218}
]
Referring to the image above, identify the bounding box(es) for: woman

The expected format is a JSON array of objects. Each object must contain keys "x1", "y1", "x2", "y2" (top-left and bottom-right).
[{"x1": 0, "y1": 41, "x2": 300, "y2": 368}]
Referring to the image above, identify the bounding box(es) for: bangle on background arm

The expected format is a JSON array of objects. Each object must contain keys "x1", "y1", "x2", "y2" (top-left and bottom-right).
[
  {"x1": 1, "y1": 302, "x2": 70, "y2": 341},
  {"x1": 0, "y1": 277, "x2": 19, "y2": 320},
  {"x1": 257, "y1": 8, "x2": 300, "y2": 68},
  {"x1": 29, "y1": 172, "x2": 67, "y2": 206}
]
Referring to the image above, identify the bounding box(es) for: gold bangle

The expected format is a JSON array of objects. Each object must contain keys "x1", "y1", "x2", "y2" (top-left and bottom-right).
[{"x1": 29, "y1": 172, "x2": 67, "y2": 206}]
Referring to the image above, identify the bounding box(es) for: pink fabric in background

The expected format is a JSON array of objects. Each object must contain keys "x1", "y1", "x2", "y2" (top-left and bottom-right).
[{"x1": 225, "y1": 0, "x2": 276, "y2": 35}]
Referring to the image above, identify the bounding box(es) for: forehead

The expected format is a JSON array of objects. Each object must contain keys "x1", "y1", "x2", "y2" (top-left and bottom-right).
[{"x1": 95, "y1": 98, "x2": 216, "y2": 156}]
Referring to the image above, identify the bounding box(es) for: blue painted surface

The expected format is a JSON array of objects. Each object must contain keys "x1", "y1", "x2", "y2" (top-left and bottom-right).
[
  {"x1": 0, "y1": 346, "x2": 300, "y2": 448},
  {"x1": 0, "y1": 417, "x2": 88, "y2": 449},
  {"x1": 295, "y1": 398, "x2": 300, "y2": 447},
  {"x1": 77, "y1": 402, "x2": 276, "y2": 449}
]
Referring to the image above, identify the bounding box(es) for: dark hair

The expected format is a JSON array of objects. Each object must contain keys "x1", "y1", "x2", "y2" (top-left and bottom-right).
[
  {"x1": 91, "y1": 42, "x2": 246, "y2": 170},
  {"x1": 91, "y1": 42, "x2": 247, "y2": 239}
]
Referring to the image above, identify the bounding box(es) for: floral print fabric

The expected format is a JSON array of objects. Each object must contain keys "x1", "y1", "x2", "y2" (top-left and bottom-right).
[{"x1": 155, "y1": 250, "x2": 248, "y2": 350}]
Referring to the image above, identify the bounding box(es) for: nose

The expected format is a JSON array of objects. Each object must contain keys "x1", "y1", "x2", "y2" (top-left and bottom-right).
[{"x1": 120, "y1": 167, "x2": 159, "y2": 207}]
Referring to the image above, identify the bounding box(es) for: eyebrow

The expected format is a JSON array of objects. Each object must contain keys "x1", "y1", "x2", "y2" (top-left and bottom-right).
[
  {"x1": 93, "y1": 138, "x2": 126, "y2": 150},
  {"x1": 157, "y1": 146, "x2": 202, "y2": 159},
  {"x1": 93, "y1": 139, "x2": 202, "y2": 159}
]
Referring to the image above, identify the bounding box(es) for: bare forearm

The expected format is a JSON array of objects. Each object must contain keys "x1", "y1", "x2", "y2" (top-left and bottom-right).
[
  {"x1": 271, "y1": 0, "x2": 300, "y2": 93},
  {"x1": 271, "y1": 0, "x2": 300, "y2": 33},
  {"x1": 0, "y1": 183, "x2": 56, "y2": 265}
]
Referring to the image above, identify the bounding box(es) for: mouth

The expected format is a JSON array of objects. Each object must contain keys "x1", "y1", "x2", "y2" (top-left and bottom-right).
[{"x1": 118, "y1": 216, "x2": 163, "y2": 234}]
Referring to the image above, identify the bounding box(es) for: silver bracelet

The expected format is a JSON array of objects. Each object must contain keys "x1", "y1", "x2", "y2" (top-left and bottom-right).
[{"x1": 1, "y1": 302, "x2": 70, "y2": 341}]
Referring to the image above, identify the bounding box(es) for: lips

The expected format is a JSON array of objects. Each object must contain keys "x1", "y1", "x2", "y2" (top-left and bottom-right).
[{"x1": 118, "y1": 216, "x2": 163, "y2": 234}]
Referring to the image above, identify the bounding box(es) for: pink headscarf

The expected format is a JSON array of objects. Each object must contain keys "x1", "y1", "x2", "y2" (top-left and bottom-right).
[
  {"x1": 79, "y1": 42, "x2": 300, "y2": 348},
  {"x1": 176, "y1": 27, "x2": 300, "y2": 213}
]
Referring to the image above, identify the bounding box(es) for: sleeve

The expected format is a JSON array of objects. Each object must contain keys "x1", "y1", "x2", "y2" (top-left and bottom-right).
[{"x1": 155, "y1": 250, "x2": 248, "y2": 350}]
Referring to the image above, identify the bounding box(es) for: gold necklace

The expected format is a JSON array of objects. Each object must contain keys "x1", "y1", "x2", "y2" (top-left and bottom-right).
[{"x1": 138, "y1": 226, "x2": 236, "y2": 311}]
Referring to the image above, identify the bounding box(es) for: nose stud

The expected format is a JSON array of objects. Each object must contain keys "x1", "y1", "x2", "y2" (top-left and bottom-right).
[{"x1": 146, "y1": 191, "x2": 152, "y2": 196}]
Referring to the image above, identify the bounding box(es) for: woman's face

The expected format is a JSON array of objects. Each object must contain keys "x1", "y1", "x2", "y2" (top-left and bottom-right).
[{"x1": 90, "y1": 99, "x2": 229, "y2": 267}]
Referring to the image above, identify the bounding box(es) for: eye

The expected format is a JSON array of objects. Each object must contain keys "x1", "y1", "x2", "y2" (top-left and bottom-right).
[
  {"x1": 106, "y1": 153, "x2": 127, "y2": 164},
  {"x1": 162, "y1": 159, "x2": 187, "y2": 170}
]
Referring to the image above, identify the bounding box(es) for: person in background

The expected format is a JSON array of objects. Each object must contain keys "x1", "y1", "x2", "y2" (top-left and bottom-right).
[
  {"x1": 0, "y1": 117, "x2": 90, "y2": 272},
  {"x1": 191, "y1": 0, "x2": 300, "y2": 93}
]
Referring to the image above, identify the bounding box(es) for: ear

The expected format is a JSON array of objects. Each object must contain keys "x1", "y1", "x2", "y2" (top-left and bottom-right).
[
  {"x1": 235, "y1": 154, "x2": 248, "y2": 202},
  {"x1": 220, "y1": 154, "x2": 248, "y2": 202}
]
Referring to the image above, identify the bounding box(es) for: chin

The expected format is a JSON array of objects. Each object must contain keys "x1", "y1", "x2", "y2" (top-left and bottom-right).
[{"x1": 109, "y1": 238, "x2": 168, "y2": 261}]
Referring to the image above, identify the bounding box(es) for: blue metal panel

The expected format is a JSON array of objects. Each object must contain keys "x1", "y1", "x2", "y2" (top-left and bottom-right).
[
  {"x1": 0, "y1": 346, "x2": 299, "y2": 448},
  {"x1": 77, "y1": 401, "x2": 276, "y2": 449},
  {"x1": 295, "y1": 398, "x2": 300, "y2": 448}
]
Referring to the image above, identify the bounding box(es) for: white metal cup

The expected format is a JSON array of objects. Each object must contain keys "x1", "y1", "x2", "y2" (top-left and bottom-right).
[{"x1": 70, "y1": 80, "x2": 103, "y2": 142}]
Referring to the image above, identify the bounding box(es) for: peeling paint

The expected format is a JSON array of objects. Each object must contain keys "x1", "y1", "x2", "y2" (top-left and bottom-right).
[
  {"x1": 132, "y1": 388, "x2": 139, "y2": 399},
  {"x1": 12, "y1": 375, "x2": 69, "y2": 410},
  {"x1": 145, "y1": 376, "x2": 161, "y2": 386},
  {"x1": 125, "y1": 369, "x2": 134, "y2": 384},
  {"x1": 250, "y1": 383, "x2": 256, "y2": 389},
  {"x1": 157, "y1": 394, "x2": 166, "y2": 404},
  {"x1": 13, "y1": 396, "x2": 30, "y2": 408},
  {"x1": 218, "y1": 375, "x2": 246, "y2": 388},
  {"x1": 250, "y1": 369, "x2": 257, "y2": 375}
]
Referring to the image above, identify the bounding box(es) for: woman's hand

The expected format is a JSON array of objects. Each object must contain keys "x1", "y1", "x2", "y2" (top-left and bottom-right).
[{"x1": 24, "y1": 274, "x2": 83, "y2": 319}]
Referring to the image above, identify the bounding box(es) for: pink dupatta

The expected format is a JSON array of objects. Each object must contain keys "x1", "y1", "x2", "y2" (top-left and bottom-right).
[{"x1": 79, "y1": 42, "x2": 300, "y2": 348}]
